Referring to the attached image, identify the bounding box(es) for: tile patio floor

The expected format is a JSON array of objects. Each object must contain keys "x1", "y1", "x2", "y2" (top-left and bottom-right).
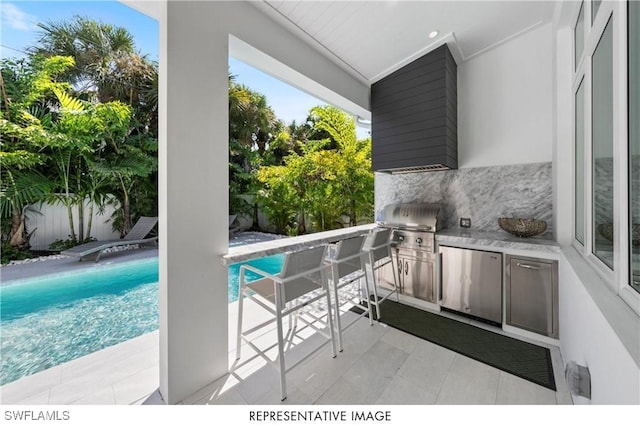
[
  {"x1": 190, "y1": 302, "x2": 572, "y2": 405},
  {"x1": 1, "y1": 250, "x2": 572, "y2": 405},
  {"x1": 1, "y1": 298, "x2": 572, "y2": 405}
]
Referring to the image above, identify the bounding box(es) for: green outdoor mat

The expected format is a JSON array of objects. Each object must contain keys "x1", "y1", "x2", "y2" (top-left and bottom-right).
[{"x1": 370, "y1": 300, "x2": 556, "y2": 391}]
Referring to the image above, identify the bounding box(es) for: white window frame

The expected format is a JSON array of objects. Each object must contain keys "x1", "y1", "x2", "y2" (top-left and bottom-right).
[{"x1": 571, "y1": 1, "x2": 638, "y2": 314}]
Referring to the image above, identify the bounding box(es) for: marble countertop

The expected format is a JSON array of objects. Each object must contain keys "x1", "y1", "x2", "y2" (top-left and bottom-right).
[
  {"x1": 223, "y1": 224, "x2": 561, "y2": 266},
  {"x1": 222, "y1": 224, "x2": 376, "y2": 265},
  {"x1": 436, "y1": 228, "x2": 560, "y2": 253}
]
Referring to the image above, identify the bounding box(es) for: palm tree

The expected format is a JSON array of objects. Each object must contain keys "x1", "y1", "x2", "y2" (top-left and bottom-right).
[
  {"x1": 34, "y1": 16, "x2": 158, "y2": 133},
  {"x1": 92, "y1": 136, "x2": 157, "y2": 237},
  {"x1": 34, "y1": 17, "x2": 134, "y2": 94},
  {"x1": 33, "y1": 17, "x2": 159, "y2": 236},
  {"x1": 0, "y1": 167, "x2": 51, "y2": 248},
  {"x1": 229, "y1": 75, "x2": 280, "y2": 153}
]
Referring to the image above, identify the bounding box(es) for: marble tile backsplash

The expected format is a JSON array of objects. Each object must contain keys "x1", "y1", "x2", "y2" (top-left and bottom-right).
[{"x1": 375, "y1": 162, "x2": 553, "y2": 234}]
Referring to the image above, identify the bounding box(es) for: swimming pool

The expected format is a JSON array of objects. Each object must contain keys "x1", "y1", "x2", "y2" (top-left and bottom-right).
[{"x1": 0, "y1": 254, "x2": 283, "y2": 385}]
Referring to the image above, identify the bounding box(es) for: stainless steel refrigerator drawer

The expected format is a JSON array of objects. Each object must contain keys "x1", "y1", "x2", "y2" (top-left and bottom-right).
[
  {"x1": 439, "y1": 246, "x2": 503, "y2": 324},
  {"x1": 506, "y1": 256, "x2": 558, "y2": 339}
]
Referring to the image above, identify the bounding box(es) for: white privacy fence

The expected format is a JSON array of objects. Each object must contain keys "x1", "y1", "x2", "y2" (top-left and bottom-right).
[{"x1": 25, "y1": 199, "x2": 121, "y2": 251}]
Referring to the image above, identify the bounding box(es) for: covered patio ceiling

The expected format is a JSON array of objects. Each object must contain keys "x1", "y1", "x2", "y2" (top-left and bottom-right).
[{"x1": 253, "y1": 0, "x2": 557, "y2": 84}]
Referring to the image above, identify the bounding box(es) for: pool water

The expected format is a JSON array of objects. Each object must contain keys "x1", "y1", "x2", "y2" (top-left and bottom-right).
[{"x1": 0, "y1": 254, "x2": 283, "y2": 385}]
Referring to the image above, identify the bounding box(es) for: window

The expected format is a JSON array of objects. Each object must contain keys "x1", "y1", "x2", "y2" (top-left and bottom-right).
[
  {"x1": 572, "y1": 1, "x2": 638, "y2": 310},
  {"x1": 575, "y1": 78, "x2": 585, "y2": 245},
  {"x1": 630, "y1": 1, "x2": 640, "y2": 294},
  {"x1": 575, "y1": 2, "x2": 585, "y2": 70},
  {"x1": 591, "y1": 17, "x2": 614, "y2": 269},
  {"x1": 592, "y1": 0, "x2": 602, "y2": 25}
]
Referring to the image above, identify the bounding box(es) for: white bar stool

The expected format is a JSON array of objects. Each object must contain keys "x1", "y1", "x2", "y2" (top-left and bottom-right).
[
  {"x1": 362, "y1": 228, "x2": 399, "y2": 320},
  {"x1": 325, "y1": 234, "x2": 373, "y2": 352},
  {"x1": 235, "y1": 245, "x2": 337, "y2": 401}
]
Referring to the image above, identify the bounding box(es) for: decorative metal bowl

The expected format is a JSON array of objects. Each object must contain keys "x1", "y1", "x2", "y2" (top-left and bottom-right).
[
  {"x1": 632, "y1": 224, "x2": 640, "y2": 246},
  {"x1": 498, "y1": 218, "x2": 547, "y2": 238},
  {"x1": 597, "y1": 223, "x2": 614, "y2": 242},
  {"x1": 598, "y1": 223, "x2": 640, "y2": 246}
]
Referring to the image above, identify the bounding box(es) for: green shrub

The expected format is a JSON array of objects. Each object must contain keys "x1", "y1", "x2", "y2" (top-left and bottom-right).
[
  {"x1": 49, "y1": 237, "x2": 96, "y2": 251},
  {"x1": 1, "y1": 243, "x2": 34, "y2": 264}
]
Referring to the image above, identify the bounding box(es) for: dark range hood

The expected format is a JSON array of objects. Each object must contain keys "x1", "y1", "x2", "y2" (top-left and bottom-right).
[{"x1": 371, "y1": 44, "x2": 458, "y2": 173}]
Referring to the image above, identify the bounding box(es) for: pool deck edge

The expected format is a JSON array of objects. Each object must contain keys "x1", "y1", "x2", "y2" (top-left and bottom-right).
[
  {"x1": 0, "y1": 331, "x2": 160, "y2": 405},
  {"x1": 1, "y1": 248, "x2": 159, "y2": 283}
]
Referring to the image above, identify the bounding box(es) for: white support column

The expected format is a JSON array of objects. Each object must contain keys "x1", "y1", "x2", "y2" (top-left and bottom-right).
[
  {"x1": 160, "y1": 2, "x2": 229, "y2": 404},
  {"x1": 147, "y1": 0, "x2": 368, "y2": 403}
]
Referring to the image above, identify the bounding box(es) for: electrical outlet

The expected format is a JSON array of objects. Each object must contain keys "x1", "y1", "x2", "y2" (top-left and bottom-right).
[{"x1": 460, "y1": 217, "x2": 471, "y2": 228}]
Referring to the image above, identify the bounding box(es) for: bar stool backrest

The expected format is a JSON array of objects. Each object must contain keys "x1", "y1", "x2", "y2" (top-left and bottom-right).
[
  {"x1": 333, "y1": 235, "x2": 367, "y2": 278},
  {"x1": 364, "y1": 228, "x2": 392, "y2": 262},
  {"x1": 279, "y1": 245, "x2": 328, "y2": 304}
]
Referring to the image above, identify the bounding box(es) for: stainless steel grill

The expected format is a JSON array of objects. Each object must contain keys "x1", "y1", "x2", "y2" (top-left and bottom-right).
[
  {"x1": 376, "y1": 203, "x2": 445, "y2": 303},
  {"x1": 378, "y1": 203, "x2": 445, "y2": 233}
]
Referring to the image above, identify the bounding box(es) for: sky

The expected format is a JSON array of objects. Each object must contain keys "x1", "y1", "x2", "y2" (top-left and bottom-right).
[
  {"x1": 1, "y1": 0, "x2": 369, "y2": 137},
  {"x1": 0, "y1": 1, "x2": 159, "y2": 60},
  {"x1": 229, "y1": 58, "x2": 369, "y2": 138}
]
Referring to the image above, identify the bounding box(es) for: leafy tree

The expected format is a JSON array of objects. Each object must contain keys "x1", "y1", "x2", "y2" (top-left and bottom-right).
[
  {"x1": 51, "y1": 90, "x2": 156, "y2": 237},
  {"x1": 33, "y1": 17, "x2": 159, "y2": 236},
  {"x1": 255, "y1": 166, "x2": 299, "y2": 234},
  {"x1": 1, "y1": 53, "x2": 156, "y2": 248},
  {"x1": 0, "y1": 16, "x2": 159, "y2": 259},
  {"x1": 229, "y1": 74, "x2": 286, "y2": 226},
  {"x1": 35, "y1": 19, "x2": 123, "y2": 96},
  {"x1": 0, "y1": 56, "x2": 73, "y2": 247},
  {"x1": 256, "y1": 106, "x2": 374, "y2": 235},
  {"x1": 0, "y1": 156, "x2": 51, "y2": 248},
  {"x1": 92, "y1": 130, "x2": 157, "y2": 237},
  {"x1": 34, "y1": 16, "x2": 158, "y2": 134},
  {"x1": 45, "y1": 86, "x2": 98, "y2": 242},
  {"x1": 307, "y1": 106, "x2": 374, "y2": 227}
]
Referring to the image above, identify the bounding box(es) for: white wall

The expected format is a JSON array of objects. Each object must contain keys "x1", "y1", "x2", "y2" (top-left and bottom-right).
[
  {"x1": 458, "y1": 23, "x2": 554, "y2": 168},
  {"x1": 559, "y1": 250, "x2": 640, "y2": 404},
  {"x1": 25, "y1": 200, "x2": 120, "y2": 250},
  {"x1": 158, "y1": 1, "x2": 370, "y2": 404}
]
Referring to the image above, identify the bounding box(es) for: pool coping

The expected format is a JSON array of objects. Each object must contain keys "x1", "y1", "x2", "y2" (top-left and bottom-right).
[
  {"x1": 0, "y1": 330, "x2": 160, "y2": 405},
  {"x1": 1, "y1": 256, "x2": 159, "y2": 288},
  {"x1": 0, "y1": 247, "x2": 160, "y2": 284},
  {"x1": 0, "y1": 298, "x2": 272, "y2": 405}
]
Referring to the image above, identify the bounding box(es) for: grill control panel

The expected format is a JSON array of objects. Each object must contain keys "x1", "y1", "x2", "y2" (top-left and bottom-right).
[{"x1": 391, "y1": 230, "x2": 435, "y2": 252}]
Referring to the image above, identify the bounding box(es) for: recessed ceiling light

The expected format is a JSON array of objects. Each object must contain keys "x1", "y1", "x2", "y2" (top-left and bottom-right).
[
  {"x1": 356, "y1": 116, "x2": 372, "y2": 127},
  {"x1": 429, "y1": 31, "x2": 439, "y2": 39}
]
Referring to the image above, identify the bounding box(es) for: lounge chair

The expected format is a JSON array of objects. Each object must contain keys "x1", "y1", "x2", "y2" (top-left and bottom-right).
[{"x1": 61, "y1": 216, "x2": 158, "y2": 262}]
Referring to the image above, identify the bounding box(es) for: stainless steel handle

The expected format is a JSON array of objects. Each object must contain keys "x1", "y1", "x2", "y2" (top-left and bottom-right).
[
  {"x1": 516, "y1": 262, "x2": 542, "y2": 270},
  {"x1": 438, "y1": 252, "x2": 443, "y2": 302}
]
